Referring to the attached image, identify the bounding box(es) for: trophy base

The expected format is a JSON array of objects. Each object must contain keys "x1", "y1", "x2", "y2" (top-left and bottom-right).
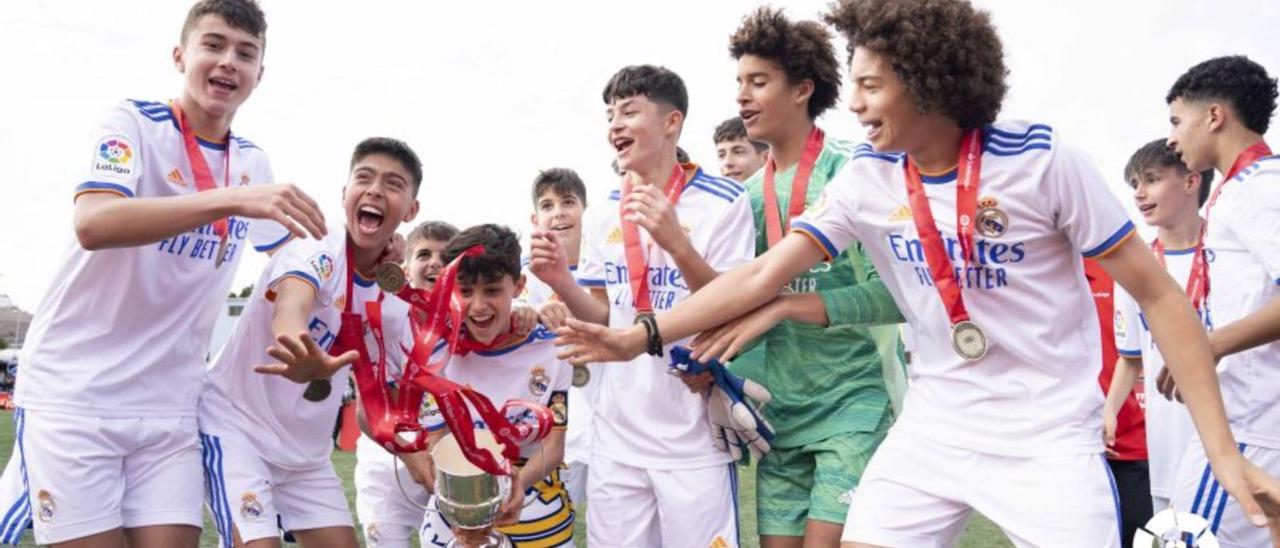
[{"x1": 446, "y1": 530, "x2": 512, "y2": 548}]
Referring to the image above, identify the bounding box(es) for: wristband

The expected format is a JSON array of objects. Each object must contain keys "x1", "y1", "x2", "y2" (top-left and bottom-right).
[{"x1": 635, "y1": 313, "x2": 664, "y2": 357}]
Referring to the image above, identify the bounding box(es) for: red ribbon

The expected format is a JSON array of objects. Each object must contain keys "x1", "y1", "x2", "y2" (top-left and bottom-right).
[
  {"x1": 171, "y1": 101, "x2": 231, "y2": 240},
  {"x1": 1151, "y1": 222, "x2": 1209, "y2": 312},
  {"x1": 1196, "y1": 141, "x2": 1273, "y2": 303},
  {"x1": 621, "y1": 163, "x2": 688, "y2": 314},
  {"x1": 762, "y1": 127, "x2": 824, "y2": 247},
  {"x1": 902, "y1": 129, "x2": 984, "y2": 328}
]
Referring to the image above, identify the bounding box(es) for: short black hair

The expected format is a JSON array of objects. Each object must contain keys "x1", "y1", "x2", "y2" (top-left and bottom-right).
[
  {"x1": 602, "y1": 65, "x2": 689, "y2": 116},
  {"x1": 730, "y1": 7, "x2": 841, "y2": 120},
  {"x1": 181, "y1": 0, "x2": 266, "y2": 45},
  {"x1": 531, "y1": 168, "x2": 587, "y2": 207},
  {"x1": 713, "y1": 117, "x2": 769, "y2": 152},
  {"x1": 443, "y1": 224, "x2": 522, "y2": 285},
  {"x1": 404, "y1": 220, "x2": 458, "y2": 259},
  {"x1": 349, "y1": 137, "x2": 423, "y2": 196},
  {"x1": 1166, "y1": 55, "x2": 1278, "y2": 135},
  {"x1": 1124, "y1": 139, "x2": 1215, "y2": 206},
  {"x1": 824, "y1": 0, "x2": 1008, "y2": 130},
  {"x1": 676, "y1": 147, "x2": 690, "y2": 164}
]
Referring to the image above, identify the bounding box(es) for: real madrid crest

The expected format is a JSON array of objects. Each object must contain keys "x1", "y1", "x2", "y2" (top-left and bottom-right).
[
  {"x1": 529, "y1": 366, "x2": 550, "y2": 396},
  {"x1": 975, "y1": 196, "x2": 1009, "y2": 238},
  {"x1": 241, "y1": 492, "x2": 265, "y2": 520},
  {"x1": 36, "y1": 490, "x2": 55, "y2": 523}
]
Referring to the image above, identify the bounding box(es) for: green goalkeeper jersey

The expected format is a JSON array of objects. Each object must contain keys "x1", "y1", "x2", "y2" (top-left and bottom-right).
[{"x1": 730, "y1": 135, "x2": 904, "y2": 448}]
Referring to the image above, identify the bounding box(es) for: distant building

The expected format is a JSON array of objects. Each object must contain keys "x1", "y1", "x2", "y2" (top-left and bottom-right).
[{"x1": 208, "y1": 297, "x2": 248, "y2": 361}]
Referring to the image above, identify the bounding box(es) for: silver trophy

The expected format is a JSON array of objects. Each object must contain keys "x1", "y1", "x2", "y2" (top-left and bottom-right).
[{"x1": 429, "y1": 429, "x2": 514, "y2": 548}]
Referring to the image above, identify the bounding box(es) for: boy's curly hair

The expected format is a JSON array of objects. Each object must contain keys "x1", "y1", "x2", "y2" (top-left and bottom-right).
[
  {"x1": 730, "y1": 7, "x2": 841, "y2": 120},
  {"x1": 824, "y1": 0, "x2": 1008, "y2": 129}
]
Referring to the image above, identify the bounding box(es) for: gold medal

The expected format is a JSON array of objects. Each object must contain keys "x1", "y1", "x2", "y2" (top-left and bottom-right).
[
  {"x1": 214, "y1": 235, "x2": 229, "y2": 268},
  {"x1": 951, "y1": 320, "x2": 988, "y2": 361},
  {"x1": 572, "y1": 365, "x2": 590, "y2": 387},
  {"x1": 374, "y1": 262, "x2": 406, "y2": 293},
  {"x1": 302, "y1": 379, "x2": 332, "y2": 402}
]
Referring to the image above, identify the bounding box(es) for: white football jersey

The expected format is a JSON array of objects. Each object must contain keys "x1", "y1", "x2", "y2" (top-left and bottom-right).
[
  {"x1": 1115, "y1": 248, "x2": 1203, "y2": 498},
  {"x1": 199, "y1": 228, "x2": 412, "y2": 469},
  {"x1": 518, "y1": 261, "x2": 596, "y2": 465},
  {"x1": 17, "y1": 99, "x2": 289, "y2": 417},
  {"x1": 577, "y1": 165, "x2": 756, "y2": 469},
  {"x1": 792, "y1": 122, "x2": 1135, "y2": 456},
  {"x1": 1203, "y1": 155, "x2": 1280, "y2": 450},
  {"x1": 437, "y1": 327, "x2": 572, "y2": 460}
]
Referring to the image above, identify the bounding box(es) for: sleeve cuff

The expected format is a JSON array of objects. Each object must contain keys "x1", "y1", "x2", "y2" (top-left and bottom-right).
[
  {"x1": 577, "y1": 278, "x2": 606, "y2": 287},
  {"x1": 1117, "y1": 348, "x2": 1142, "y2": 357},
  {"x1": 264, "y1": 271, "x2": 321, "y2": 301},
  {"x1": 255, "y1": 232, "x2": 293, "y2": 252},
  {"x1": 1082, "y1": 221, "x2": 1136, "y2": 258},
  {"x1": 74, "y1": 181, "x2": 135, "y2": 199},
  {"x1": 790, "y1": 220, "x2": 838, "y2": 261}
]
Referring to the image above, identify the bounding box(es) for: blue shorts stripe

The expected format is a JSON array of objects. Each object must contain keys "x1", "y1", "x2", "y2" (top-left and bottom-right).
[
  {"x1": 1190, "y1": 457, "x2": 1213, "y2": 514},
  {"x1": 201, "y1": 434, "x2": 234, "y2": 548},
  {"x1": 1210, "y1": 443, "x2": 1248, "y2": 533},
  {"x1": 730, "y1": 463, "x2": 740, "y2": 546},
  {"x1": 1102, "y1": 456, "x2": 1123, "y2": 547},
  {"x1": 1, "y1": 409, "x2": 30, "y2": 545}
]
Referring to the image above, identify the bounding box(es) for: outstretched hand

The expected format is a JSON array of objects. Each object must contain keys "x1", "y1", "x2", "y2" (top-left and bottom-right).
[
  {"x1": 254, "y1": 331, "x2": 358, "y2": 383},
  {"x1": 554, "y1": 318, "x2": 645, "y2": 366}
]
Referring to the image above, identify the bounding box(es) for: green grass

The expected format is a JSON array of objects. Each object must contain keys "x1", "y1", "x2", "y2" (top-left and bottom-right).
[{"x1": 0, "y1": 411, "x2": 1009, "y2": 547}]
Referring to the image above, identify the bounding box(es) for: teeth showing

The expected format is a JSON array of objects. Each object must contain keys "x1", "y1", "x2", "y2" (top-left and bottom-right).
[
  {"x1": 359, "y1": 205, "x2": 384, "y2": 216},
  {"x1": 209, "y1": 77, "x2": 237, "y2": 89},
  {"x1": 552, "y1": 224, "x2": 572, "y2": 231},
  {"x1": 613, "y1": 137, "x2": 633, "y2": 152}
]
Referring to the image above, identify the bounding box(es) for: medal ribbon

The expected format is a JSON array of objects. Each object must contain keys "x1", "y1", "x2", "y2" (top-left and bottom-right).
[
  {"x1": 1150, "y1": 221, "x2": 1209, "y2": 311},
  {"x1": 1196, "y1": 141, "x2": 1273, "y2": 303},
  {"x1": 621, "y1": 163, "x2": 688, "y2": 314},
  {"x1": 762, "y1": 127, "x2": 824, "y2": 247},
  {"x1": 171, "y1": 101, "x2": 231, "y2": 240},
  {"x1": 902, "y1": 129, "x2": 983, "y2": 328}
]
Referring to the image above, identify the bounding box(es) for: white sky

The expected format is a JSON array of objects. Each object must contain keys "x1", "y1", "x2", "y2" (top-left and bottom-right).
[{"x1": 1, "y1": 0, "x2": 1278, "y2": 311}]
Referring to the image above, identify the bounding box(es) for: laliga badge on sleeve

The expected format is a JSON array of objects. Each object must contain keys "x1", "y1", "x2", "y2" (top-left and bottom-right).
[
  {"x1": 303, "y1": 379, "x2": 332, "y2": 402},
  {"x1": 375, "y1": 262, "x2": 406, "y2": 293},
  {"x1": 571, "y1": 365, "x2": 590, "y2": 387},
  {"x1": 215, "y1": 235, "x2": 229, "y2": 269},
  {"x1": 951, "y1": 320, "x2": 988, "y2": 361},
  {"x1": 1133, "y1": 507, "x2": 1217, "y2": 547}
]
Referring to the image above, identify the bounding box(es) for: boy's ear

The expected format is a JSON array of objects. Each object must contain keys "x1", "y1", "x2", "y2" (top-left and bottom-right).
[
  {"x1": 530, "y1": 212, "x2": 539, "y2": 228},
  {"x1": 514, "y1": 274, "x2": 527, "y2": 295},
  {"x1": 403, "y1": 199, "x2": 420, "y2": 224},
  {"x1": 1186, "y1": 170, "x2": 1202, "y2": 195},
  {"x1": 1207, "y1": 103, "x2": 1227, "y2": 133},
  {"x1": 173, "y1": 46, "x2": 185, "y2": 73},
  {"x1": 793, "y1": 78, "x2": 815, "y2": 109},
  {"x1": 664, "y1": 108, "x2": 685, "y2": 139}
]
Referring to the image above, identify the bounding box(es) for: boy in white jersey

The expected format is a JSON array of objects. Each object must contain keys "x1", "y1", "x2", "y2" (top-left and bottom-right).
[
  {"x1": 8, "y1": 1, "x2": 327, "y2": 546},
  {"x1": 198, "y1": 137, "x2": 422, "y2": 548},
  {"x1": 1105, "y1": 139, "x2": 1214, "y2": 512},
  {"x1": 353, "y1": 220, "x2": 456, "y2": 548},
  {"x1": 554, "y1": 1, "x2": 1280, "y2": 546},
  {"x1": 1165, "y1": 55, "x2": 1280, "y2": 547},
  {"x1": 714, "y1": 117, "x2": 768, "y2": 183},
  {"x1": 418, "y1": 224, "x2": 575, "y2": 547},
  {"x1": 518, "y1": 169, "x2": 595, "y2": 507},
  {"x1": 529, "y1": 65, "x2": 755, "y2": 547}
]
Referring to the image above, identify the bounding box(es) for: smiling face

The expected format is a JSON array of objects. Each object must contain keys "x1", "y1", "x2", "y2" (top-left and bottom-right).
[
  {"x1": 735, "y1": 54, "x2": 811, "y2": 145},
  {"x1": 531, "y1": 189, "x2": 584, "y2": 254},
  {"x1": 1129, "y1": 165, "x2": 1200, "y2": 229},
  {"x1": 715, "y1": 137, "x2": 767, "y2": 182},
  {"x1": 607, "y1": 95, "x2": 680, "y2": 175},
  {"x1": 173, "y1": 14, "x2": 264, "y2": 122},
  {"x1": 847, "y1": 47, "x2": 930, "y2": 153},
  {"x1": 458, "y1": 274, "x2": 524, "y2": 345},
  {"x1": 343, "y1": 153, "x2": 420, "y2": 254},
  {"x1": 407, "y1": 237, "x2": 448, "y2": 291}
]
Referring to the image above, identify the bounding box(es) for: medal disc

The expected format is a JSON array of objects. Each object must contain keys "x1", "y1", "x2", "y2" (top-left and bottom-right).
[
  {"x1": 302, "y1": 379, "x2": 332, "y2": 402},
  {"x1": 374, "y1": 262, "x2": 406, "y2": 293},
  {"x1": 214, "y1": 236, "x2": 229, "y2": 268},
  {"x1": 572, "y1": 365, "x2": 590, "y2": 387},
  {"x1": 951, "y1": 320, "x2": 988, "y2": 361}
]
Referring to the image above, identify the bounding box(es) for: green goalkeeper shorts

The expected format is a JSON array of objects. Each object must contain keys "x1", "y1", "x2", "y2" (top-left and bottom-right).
[{"x1": 755, "y1": 409, "x2": 891, "y2": 537}]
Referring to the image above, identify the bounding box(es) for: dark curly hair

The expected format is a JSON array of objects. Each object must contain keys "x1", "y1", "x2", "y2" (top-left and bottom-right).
[
  {"x1": 824, "y1": 0, "x2": 1008, "y2": 129},
  {"x1": 730, "y1": 7, "x2": 841, "y2": 120},
  {"x1": 444, "y1": 224, "x2": 522, "y2": 285},
  {"x1": 1166, "y1": 56, "x2": 1277, "y2": 135}
]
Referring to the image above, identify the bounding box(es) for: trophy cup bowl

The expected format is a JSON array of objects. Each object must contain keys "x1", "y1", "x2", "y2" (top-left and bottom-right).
[{"x1": 430, "y1": 430, "x2": 513, "y2": 548}]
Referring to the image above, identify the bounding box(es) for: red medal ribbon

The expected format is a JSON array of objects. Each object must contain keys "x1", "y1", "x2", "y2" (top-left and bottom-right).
[
  {"x1": 902, "y1": 129, "x2": 984, "y2": 328},
  {"x1": 171, "y1": 101, "x2": 231, "y2": 240},
  {"x1": 1150, "y1": 222, "x2": 1209, "y2": 311},
  {"x1": 762, "y1": 127, "x2": 824, "y2": 247},
  {"x1": 621, "y1": 163, "x2": 688, "y2": 314},
  {"x1": 1197, "y1": 141, "x2": 1273, "y2": 304}
]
